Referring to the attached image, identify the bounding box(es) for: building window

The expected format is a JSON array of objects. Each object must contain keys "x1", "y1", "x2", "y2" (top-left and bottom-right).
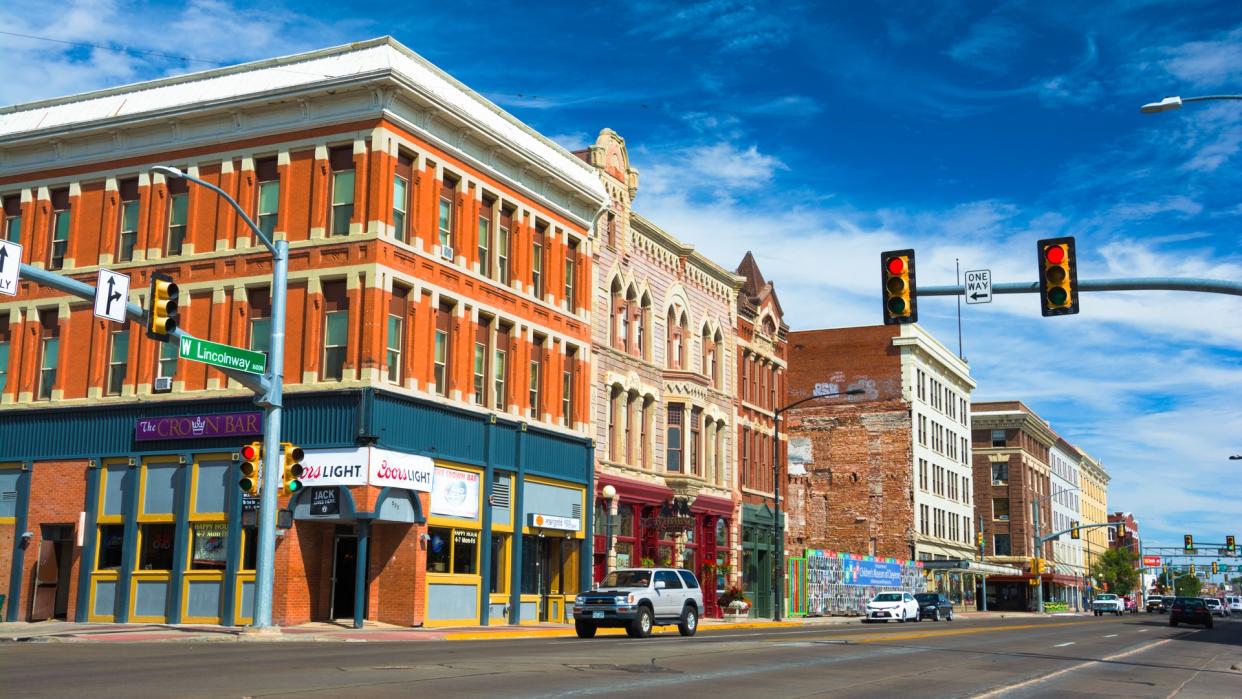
[
  {"x1": 117, "y1": 178, "x2": 139, "y2": 263},
  {"x1": 328, "y1": 146, "x2": 354, "y2": 236},
  {"x1": 993, "y1": 498, "x2": 1009, "y2": 521},
  {"x1": 477, "y1": 198, "x2": 492, "y2": 278},
  {"x1": 918, "y1": 459, "x2": 927, "y2": 490},
  {"x1": 493, "y1": 324, "x2": 510, "y2": 409},
  {"x1": 387, "y1": 285, "x2": 409, "y2": 384},
  {"x1": 529, "y1": 335, "x2": 544, "y2": 419},
  {"x1": 426, "y1": 526, "x2": 478, "y2": 575},
  {"x1": 606, "y1": 211, "x2": 616, "y2": 247},
  {"x1": 496, "y1": 208, "x2": 511, "y2": 285},
  {"x1": 248, "y1": 286, "x2": 271, "y2": 357},
  {"x1": 690, "y1": 407, "x2": 702, "y2": 476},
  {"x1": 321, "y1": 280, "x2": 349, "y2": 380},
  {"x1": 990, "y1": 429, "x2": 1006, "y2": 447},
  {"x1": 564, "y1": 237, "x2": 577, "y2": 309},
  {"x1": 667, "y1": 309, "x2": 687, "y2": 369},
  {"x1": 255, "y1": 157, "x2": 280, "y2": 241},
  {"x1": 608, "y1": 387, "x2": 621, "y2": 459},
  {"x1": 157, "y1": 338, "x2": 177, "y2": 380},
  {"x1": 106, "y1": 328, "x2": 128, "y2": 395},
  {"x1": 473, "y1": 316, "x2": 491, "y2": 406},
  {"x1": 991, "y1": 462, "x2": 1008, "y2": 485},
  {"x1": 0, "y1": 318, "x2": 10, "y2": 394},
  {"x1": 38, "y1": 309, "x2": 58, "y2": 400},
  {"x1": 48, "y1": 188, "x2": 70, "y2": 270},
  {"x1": 393, "y1": 152, "x2": 413, "y2": 243},
  {"x1": 434, "y1": 301, "x2": 452, "y2": 395},
  {"x1": 166, "y1": 177, "x2": 188, "y2": 256},
  {"x1": 667, "y1": 403, "x2": 684, "y2": 473},
  {"x1": 640, "y1": 399, "x2": 652, "y2": 468},
  {"x1": 562, "y1": 346, "x2": 577, "y2": 425},
  {"x1": 920, "y1": 504, "x2": 930, "y2": 535},
  {"x1": 438, "y1": 176, "x2": 456, "y2": 252},
  {"x1": 625, "y1": 392, "x2": 638, "y2": 465},
  {"x1": 993, "y1": 534, "x2": 1011, "y2": 556},
  {"x1": 531, "y1": 224, "x2": 546, "y2": 299},
  {"x1": 637, "y1": 294, "x2": 650, "y2": 359},
  {"x1": 2, "y1": 194, "x2": 20, "y2": 243},
  {"x1": 741, "y1": 428, "x2": 750, "y2": 486}
]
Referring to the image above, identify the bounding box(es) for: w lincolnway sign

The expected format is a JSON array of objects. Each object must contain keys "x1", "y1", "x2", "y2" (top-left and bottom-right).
[{"x1": 179, "y1": 335, "x2": 267, "y2": 375}]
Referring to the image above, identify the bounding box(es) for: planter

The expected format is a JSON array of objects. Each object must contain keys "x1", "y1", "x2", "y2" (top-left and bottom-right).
[{"x1": 723, "y1": 611, "x2": 750, "y2": 623}]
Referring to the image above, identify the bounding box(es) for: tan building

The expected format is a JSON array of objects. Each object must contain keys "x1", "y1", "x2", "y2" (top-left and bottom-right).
[{"x1": 1080, "y1": 453, "x2": 1110, "y2": 580}]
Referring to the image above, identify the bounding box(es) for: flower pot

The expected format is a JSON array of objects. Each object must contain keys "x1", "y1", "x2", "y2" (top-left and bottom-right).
[{"x1": 723, "y1": 611, "x2": 750, "y2": 623}]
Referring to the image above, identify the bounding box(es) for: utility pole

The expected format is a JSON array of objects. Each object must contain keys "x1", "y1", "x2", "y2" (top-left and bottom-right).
[{"x1": 1033, "y1": 498, "x2": 1044, "y2": 614}]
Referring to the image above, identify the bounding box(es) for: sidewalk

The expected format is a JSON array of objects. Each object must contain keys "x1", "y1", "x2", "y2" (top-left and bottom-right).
[{"x1": 0, "y1": 610, "x2": 1061, "y2": 644}]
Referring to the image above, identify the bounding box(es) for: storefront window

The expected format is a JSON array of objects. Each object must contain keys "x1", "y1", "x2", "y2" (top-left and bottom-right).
[
  {"x1": 617, "y1": 506, "x2": 634, "y2": 539},
  {"x1": 242, "y1": 526, "x2": 257, "y2": 570},
  {"x1": 426, "y1": 526, "x2": 478, "y2": 574},
  {"x1": 427, "y1": 527, "x2": 452, "y2": 573},
  {"x1": 657, "y1": 544, "x2": 674, "y2": 568},
  {"x1": 97, "y1": 525, "x2": 125, "y2": 570},
  {"x1": 454, "y1": 529, "x2": 478, "y2": 574},
  {"x1": 138, "y1": 523, "x2": 176, "y2": 570},
  {"x1": 615, "y1": 541, "x2": 633, "y2": 569},
  {"x1": 490, "y1": 534, "x2": 509, "y2": 593},
  {"x1": 189, "y1": 522, "x2": 228, "y2": 571}
]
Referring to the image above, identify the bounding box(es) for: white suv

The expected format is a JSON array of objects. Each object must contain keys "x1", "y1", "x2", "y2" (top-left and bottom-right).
[
  {"x1": 572, "y1": 568, "x2": 704, "y2": 639},
  {"x1": 1226, "y1": 595, "x2": 1242, "y2": 615}
]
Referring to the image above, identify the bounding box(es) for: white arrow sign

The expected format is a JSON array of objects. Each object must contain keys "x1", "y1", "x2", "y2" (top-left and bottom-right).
[
  {"x1": 0, "y1": 240, "x2": 21, "y2": 297},
  {"x1": 93, "y1": 269, "x2": 130, "y2": 323},
  {"x1": 964, "y1": 269, "x2": 992, "y2": 304}
]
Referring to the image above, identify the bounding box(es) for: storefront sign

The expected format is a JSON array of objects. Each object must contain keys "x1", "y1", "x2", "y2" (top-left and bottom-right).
[
  {"x1": 1142, "y1": 555, "x2": 1163, "y2": 568},
  {"x1": 843, "y1": 558, "x2": 903, "y2": 587},
  {"x1": 641, "y1": 497, "x2": 695, "y2": 534},
  {"x1": 134, "y1": 411, "x2": 263, "y2": 442},
  {"x1": 368, "y1": 447, "x2": 434, "y2": 492},
  {"x1": 309, "y1": 487, "x2": 340, "y2": 516},
  {"x1": 430, "y1": 467, "x2": 479, "y2": 519},
  {"x1": 529, "y1": 513, "x2": 580, "y2": 531},
  {"x1": 300, "y1": 448, "x2": 368, "y2": 487},
  {"x1": 191, "y1": 523, "x2": 228, "y2": 565},
  {"x1": 242, "y1": 496, "x2": 260, "y2": 512}
]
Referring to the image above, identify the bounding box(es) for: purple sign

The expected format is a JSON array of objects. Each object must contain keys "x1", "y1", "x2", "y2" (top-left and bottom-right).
[{"x1": 135, "y1": 411, "x2": 263, "y2": 442}]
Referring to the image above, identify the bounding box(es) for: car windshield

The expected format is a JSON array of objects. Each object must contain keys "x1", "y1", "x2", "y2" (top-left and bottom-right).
[
  {"x1": 873, "y1": 593, "x2": 903, "y2": 602},
  {"x1": 1205, "y1": 599, "x2": 1221, "y2": 606},
  {"x1": 600, "y1": 570, "x2": 650, "y2": 588},
  {"x1": 1096, "y1": 594, "x2": 1117, "y2": 600},
  {"x1": 1178, "y1": 598, "x2": 1204, "y2": 608},
  {"x1": 914, "y1": 594, "x2": 938, "y2": 603}
]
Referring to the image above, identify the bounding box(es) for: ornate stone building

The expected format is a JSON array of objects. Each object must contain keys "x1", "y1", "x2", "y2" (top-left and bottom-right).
[{"x1": 580, "y1": 130, "x2": 742, "y2": 616}]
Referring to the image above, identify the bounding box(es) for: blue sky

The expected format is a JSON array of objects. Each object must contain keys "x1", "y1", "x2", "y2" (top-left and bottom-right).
[{"x1": 2, "y1": 0, "x2": 1240, "y2": 552}]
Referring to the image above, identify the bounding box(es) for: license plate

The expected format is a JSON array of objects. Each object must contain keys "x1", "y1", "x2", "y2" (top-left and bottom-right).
[{"x1": 592, "y1": 611, "x2": 605, "y2": 619}]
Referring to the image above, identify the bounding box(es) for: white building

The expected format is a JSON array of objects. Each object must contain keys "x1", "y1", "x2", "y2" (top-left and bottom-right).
[{"x1": 1049, "y1": 439, "x2": 1086, "y2": 608}]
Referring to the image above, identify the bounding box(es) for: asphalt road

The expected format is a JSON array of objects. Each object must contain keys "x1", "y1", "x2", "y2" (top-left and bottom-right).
[{"x1": 2, "y1": 614, "x2": 1239, "y2": 698}]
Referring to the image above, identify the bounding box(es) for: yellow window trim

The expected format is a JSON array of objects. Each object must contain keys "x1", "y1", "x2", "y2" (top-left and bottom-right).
[
  {"x1": 189, "y1": 452, "x2": 233, "y2": 519},
  {"x1": 136, "y1": 457, "x2": 180, "y2": 523},
  {"x1": 184, "y1": 519, "x2": 229, "y2": 572},
  {"x1": 97, "y1": 459, "x2": 131, "y2": 523},
  {"x1": 86, "y1": 576, "x2": 119, "y2": 623},
  {"x1": 181, "y1": 576, "x2": 225, "y2": 625}
]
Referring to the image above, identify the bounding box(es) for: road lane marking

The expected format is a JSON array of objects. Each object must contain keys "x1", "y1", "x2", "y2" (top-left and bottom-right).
[
  {"x1": 1139, "y1": 629, "x2": 1149, "y2": 632},
  {"x1": 1105, "y1": 634, "x2": 1118, "y2": 637},
  {"x1": 971, "y1": 636, "x2": 1180, "y2": 698},
  {"x1": 1054, "y1": 642, "x2": 1075, "y2": 647}
]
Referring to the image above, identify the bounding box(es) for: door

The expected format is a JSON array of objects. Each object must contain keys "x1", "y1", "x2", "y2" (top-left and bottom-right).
[
  {"x1": 654, "y1": 570, "x2": 684, "y2": 616},
  {"x1": 30, "y1": 525, "x2": 75, "y2": 621},
  {"x1": 330, "y1": 535, "x2": 358, "y2": 621}
]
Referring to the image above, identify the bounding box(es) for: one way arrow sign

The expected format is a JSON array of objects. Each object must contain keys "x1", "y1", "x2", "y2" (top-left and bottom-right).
[
  {"x1": 964, "y1": 269, "x2": 992, "y2": 304},
  {"x1": 93, "y1": 268, "x2": 130, "y2": 323},
  {"x1": 0, "y1": 240, "x2": 21, "y2": 297}
]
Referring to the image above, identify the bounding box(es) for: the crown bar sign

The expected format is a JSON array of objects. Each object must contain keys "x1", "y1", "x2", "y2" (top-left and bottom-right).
[{"x1": 135, "y1": 411, "x2": 264, "y2": 442}]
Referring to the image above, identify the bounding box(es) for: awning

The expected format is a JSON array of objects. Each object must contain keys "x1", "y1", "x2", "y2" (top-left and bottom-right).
[
  {"x1": 690, "y1": 494, "x2": 734, "y2": 517},
  {"x1": 919, "y1": 559, "x2": 1023, "y2": 576},
  {"x1": 597, "y1": 474, "x2": 674, "y2": 505}
]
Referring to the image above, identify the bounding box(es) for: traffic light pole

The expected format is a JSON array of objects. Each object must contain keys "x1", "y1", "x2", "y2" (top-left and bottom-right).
[
  {"x1": 919, "y1": 276, "x2": 1242, "y2": 298},
  {"x1": 1033, "y1": 520, "x2": 1118, "y2": 613}
]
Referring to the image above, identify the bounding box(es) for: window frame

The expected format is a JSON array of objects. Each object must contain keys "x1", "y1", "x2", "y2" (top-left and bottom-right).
[{"x1": 328, "y1": 147, "x2": 355, "y2": 237}]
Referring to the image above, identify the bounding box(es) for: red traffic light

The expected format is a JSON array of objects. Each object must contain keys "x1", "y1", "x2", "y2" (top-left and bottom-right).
[
  {"x1": 886, "y1": 257, "x2": 905, "y2": 275},
  {"x1": 1044, "y1": 245, "x2": 1066, "y2": 264},
  {"x1": 240, "y1": 444, "x2": 259, "y2": 461}
]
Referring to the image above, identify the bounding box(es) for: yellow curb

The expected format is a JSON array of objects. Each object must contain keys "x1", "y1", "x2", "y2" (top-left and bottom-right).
[{"x1": 440, "y1": 620, "x2": 802, "y2": 641}]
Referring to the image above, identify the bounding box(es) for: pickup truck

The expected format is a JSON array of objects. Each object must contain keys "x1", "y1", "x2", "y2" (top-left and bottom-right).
[
  {"x1": 1146, "y1": 595, "x2": 1164, "y2": 612},
  {"x1": 572, "y1": 568, "x2": 704, "y2": 639},
  {"x1": 1092, "y1": 593, "x2": 1125, "y2": 616}
]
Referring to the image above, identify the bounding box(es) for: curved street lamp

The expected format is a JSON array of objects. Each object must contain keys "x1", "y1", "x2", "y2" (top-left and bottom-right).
[{"x1": 1140, "y1": 95, "x2": 1242, "y2": 113}]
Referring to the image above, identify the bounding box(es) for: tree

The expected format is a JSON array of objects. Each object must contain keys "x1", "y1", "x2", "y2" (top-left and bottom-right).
[
  {"x1": 1175, "y1": 574, "x2": 1203, "y2": 597},
  {"x1": 1090, "y1": 547, "x2": 1139, "y2": 596}
]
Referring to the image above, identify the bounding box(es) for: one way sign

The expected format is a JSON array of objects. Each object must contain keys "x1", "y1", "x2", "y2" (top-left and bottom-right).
[
  {"x1": 964, "y1": 269, "x2": 992, "y2": 304},
  {"x1": 93, "y1": 268, "x2": 131, "y2": 323},
  {"x1": 0, "y1": 240, "x2": 20, "y2": 297}
]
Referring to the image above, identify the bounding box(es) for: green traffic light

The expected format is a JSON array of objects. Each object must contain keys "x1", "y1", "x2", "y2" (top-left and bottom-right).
[
  {"x1": 1048, "y1": 287, "x2": 1068, "y2": 306},
  {"x1": 287, "y1": 480, "x2": 302, "y2": 493},
  {"x1": 887, "y1": 297, "x2": 906, "y2": 314}
]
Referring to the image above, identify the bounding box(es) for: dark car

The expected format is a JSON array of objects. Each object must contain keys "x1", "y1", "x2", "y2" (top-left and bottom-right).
[
  {"x1": 1169, "y1": 597, "x2": 1213, "y2": 628},
  {"x1": 914, "y1": 592, "x2": 954, "y2": 621},
  {"x1": 1160, "y1": 597, "x2": 1177, "y2": 613}
]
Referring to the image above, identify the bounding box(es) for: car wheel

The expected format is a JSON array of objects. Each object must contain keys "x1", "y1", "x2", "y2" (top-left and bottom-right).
[
  {"x1": 899, "y1": 609, "x2": 907, "y2": 623},
  {"x1": 629, "y1": 606, "x2": 653, "y2": 638},
  {"x1": 678, "y1": 605, "x2": 698, "y2": 637},
  {"x1": 932, "y1": 609, "x2": 939, "y2": 622},
  {"x1": 575, "y1": 620, "x2": 597, "y2": 639},
  {"x1": 947, "y1": 609, "x2": 953, "y2": 621}
]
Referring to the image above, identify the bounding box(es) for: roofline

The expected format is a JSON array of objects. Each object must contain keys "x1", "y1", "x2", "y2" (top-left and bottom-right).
[{"x1": 629, "y1": 212, "x2": 746, "y2": 290}]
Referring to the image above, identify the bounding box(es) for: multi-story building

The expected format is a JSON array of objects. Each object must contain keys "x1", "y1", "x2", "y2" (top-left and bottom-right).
[
  {"x1": 783, "y1": 324, "x2": 976, "y2": 571},
  {"x1": 1108, "y1": 512, "x2": 1140, "y2": 556},
  {"x1": 580, "y1": 130, "x2": 742, "y2": 616},
  {"x1": 1049, "y1": 439, "x2": 1086, "y2": 608},
  {"x1": 732, "y1": 252, "x2": 787, "y2": 618},
  {"x1": 0, "y1": 38, "x2": 608, "y2": 627},
  {"x1": 1080, "y1": 452, "x2": 1110, "y2": 588}
]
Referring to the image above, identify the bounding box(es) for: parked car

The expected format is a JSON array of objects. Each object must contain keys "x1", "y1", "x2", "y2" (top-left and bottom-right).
[
  {"x1": 572, "y1": 568, "x2": 703, "y2": 639},
  {"x1": 864, "y1": 591, "x2": 919, "y2": 623},
  {"x1": 1092, "y1": 593, "x2": 1125, "y2": 616},
  {"x1": 1225, "y1": 595, "x2": 1242, "y2": 615},
  {"x1": 1204, "y1": 598, "x2": 1227, "y2": 617},
  {"x1": 1122, "y1": 595, "x2": 1138, "y2": 613},
  {"x1": 1146, "y1": 595, "x2": 1164, "y2": 613},
  {"x1": 914, "y1": 592, "x2": 954, "y2": 621},
  {"x1": 1168, "y1": 597, "x2": 1213, "y2": 628}
]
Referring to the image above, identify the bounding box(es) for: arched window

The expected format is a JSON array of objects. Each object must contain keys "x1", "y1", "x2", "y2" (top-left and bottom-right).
[
  {"x1": 638, "y1": 292, "x2": 651, "y2": 360},
  {"x1": 626, "y1": 285, "x2": 639, "y2": 356},
  {"x1": 611, "y1": 279, "x2": 626, "y2": 351},
  {"x1": 701, "y1": 326, "x2": 714, "y2": 384}
]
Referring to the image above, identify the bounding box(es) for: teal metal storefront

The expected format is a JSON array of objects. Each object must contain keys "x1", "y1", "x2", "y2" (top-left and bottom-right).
[
  {"x1": 741, "y1": 502, "x2": 776, "y2": 619},
  {"x1": 0, "y1": 388, "x2": 593, "y2": 626}
]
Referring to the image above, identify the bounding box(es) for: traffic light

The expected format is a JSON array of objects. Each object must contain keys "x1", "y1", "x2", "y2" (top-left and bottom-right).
[
  {"x1": 976, "y1": 531, "x2": 985, "y2": 549},
  {"x1": 146, "y1": 271, "x2": 180, "y2": 341},
  {"x1": 1211, "y1": 561, "x2": 1218, "y2": 575},
  {"x1": 1227, "y1": 535, "x2": 1236, "y2": 553},
  {"x1": 1115, "y1": 522, "x2": 1125, "y2": 539},
  {"x1": 880, "y1": 249, "x2": 918, "y2": 325},
  {"x1": 1070, "y1": 520, "x2": 1080, "y2": 539},
  {"x1": 1184, "y1": 534, "x2": 1194, "y2": 551},
  {"x1": 238, "y1": 441, "x2": 262, "y2": 495},
  {"x1": 1036, "y1": 236, "x2": 1079, "y2": 317},
  {"x1": 281, "y1": 442, "x2": 305, "y2": 494},
  {"x1": 1190, "y1": 564, "x2": 1196, "y2": 576}
]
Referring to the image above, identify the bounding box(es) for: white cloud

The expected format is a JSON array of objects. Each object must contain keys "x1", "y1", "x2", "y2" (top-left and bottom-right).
[
  {"x1": 1155, "y1": 25, "x2": 1242, "y2": 87},
  {"x1": 640, "y1": 141, "x2": 787, "y2": 201}
]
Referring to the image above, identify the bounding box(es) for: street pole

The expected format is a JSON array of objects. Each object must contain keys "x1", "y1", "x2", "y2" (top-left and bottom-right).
[
  {"x1": 978, "y1": 517, "x2": 988, "y2": 612},
  {"x1": 1034, "y1": 498, "x2": 1044, "y2": 614},
  {"x1": 152, "y1": 166, "x2": 287, "y2": 630}
]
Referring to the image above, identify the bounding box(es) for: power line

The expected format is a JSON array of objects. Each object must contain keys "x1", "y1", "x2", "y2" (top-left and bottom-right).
[{"x1": 0, "y1": 29, "x2": 225, "y2": 66}]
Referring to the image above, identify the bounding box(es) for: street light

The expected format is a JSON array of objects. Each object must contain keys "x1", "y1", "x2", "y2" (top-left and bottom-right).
[
  {"x1": 601, "y1": 484, "x2": 617, "y2": 576},
  {"x1": 1229, "y1": 455, "x2": 1241, "y2": 460},
  {"x1": 771, "y1": 386, "x2": 865, "y2": 621},
  {"x1": 152, "y1": 165, "x2": 289, "y2": 631},
  {"x1": 1140, "y1": 95, "x2": 1242, "y2": 113}
]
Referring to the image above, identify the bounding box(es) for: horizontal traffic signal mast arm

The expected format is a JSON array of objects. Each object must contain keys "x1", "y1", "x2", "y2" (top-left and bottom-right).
[
  {"x1": 17, "y1": 262, "x2": 269, "y2": 395},
  {"x1": 919, "y1": 277, "x2": 1242, "y2": 297},
  {"x1": 1037, "y1": 521, "x2": 1119, "y2": 545}
]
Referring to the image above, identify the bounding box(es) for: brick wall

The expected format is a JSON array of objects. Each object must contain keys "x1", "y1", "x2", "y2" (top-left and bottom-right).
[{"x1": 19, "y1": 460, "x2": 89, "y2": 621}]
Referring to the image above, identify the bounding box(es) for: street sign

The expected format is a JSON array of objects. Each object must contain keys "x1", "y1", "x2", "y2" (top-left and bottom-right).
[
  {"x1": 1142, "y1": 555, "x2": 1162, "y2": 568},
  {"x1": 178, "y1": 335, "x2": 267, "y2": 375},
  {"x1": 964, "y1": 269, "x2": 992, "y2": 304},
  {"x1": 93, "y1": 269, "x2": 130, "y2": 323},
  {"x1": 0, "y1": 240, "x2": 21, "y2": 297}
]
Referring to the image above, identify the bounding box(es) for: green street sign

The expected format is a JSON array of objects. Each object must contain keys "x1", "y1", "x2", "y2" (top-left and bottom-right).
[{"x1": 178, "y1": 335, "x2": 267, "y2": 375}]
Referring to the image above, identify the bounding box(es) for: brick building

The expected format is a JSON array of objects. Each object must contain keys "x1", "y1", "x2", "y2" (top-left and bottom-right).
[
  {"x1": 783, "y1": 324, "x2": 975, "y2": 568},
  {"x1": 0, "y1": 38, "x2": 607, "y2": 627},
  {"x1": 1108, "y1": 512, "x2": 1140, "y2": 557},
  {"x1": 579, "y1": 130, "x2": 743, "y2": 617}
]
